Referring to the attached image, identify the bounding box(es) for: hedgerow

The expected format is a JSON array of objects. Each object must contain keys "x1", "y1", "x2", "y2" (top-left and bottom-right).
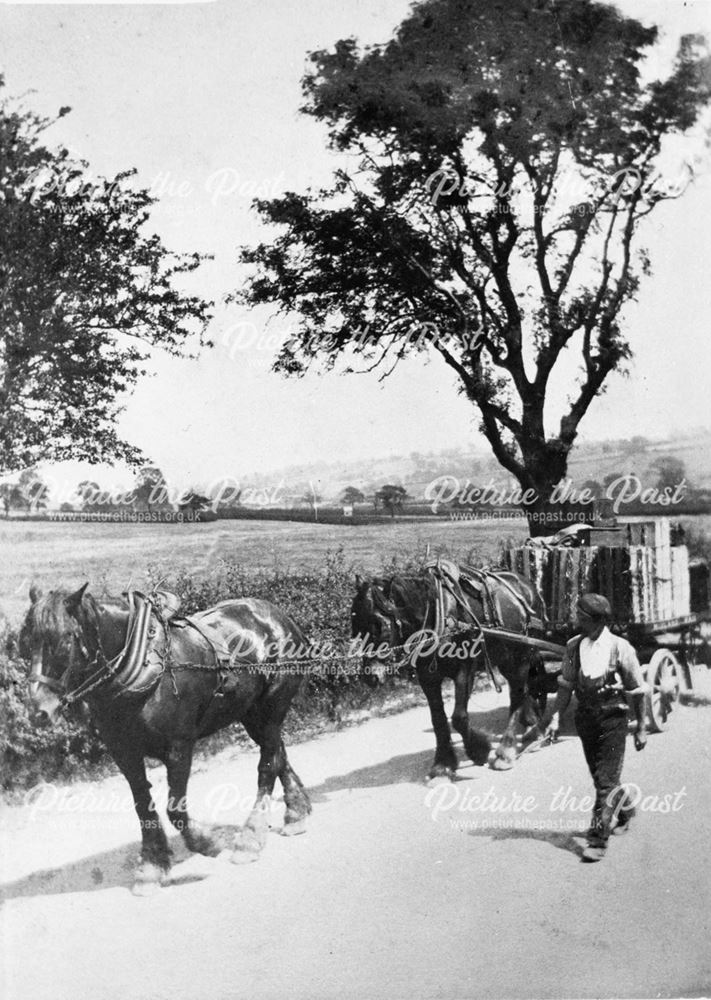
[{"x1": 1, "y1": 549, "x2": 423, "y2": 795}]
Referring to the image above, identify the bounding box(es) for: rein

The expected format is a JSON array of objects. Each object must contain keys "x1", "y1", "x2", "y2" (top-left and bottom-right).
[
  {"x1": 429, "y1": 565, "x2": 503, "y2": 694},
  {"x1": 34, "y1": 595, "x2": 417, "y2": 708},
  {"x1": 59, "y1": 606, "x2": 127, "y2": 706},
  {"x1": 367, "y1": 570, "x2": 494, "y2": 678},
  {"x1": 29, "y1": 603, "x2": 117, "y2": 707}
]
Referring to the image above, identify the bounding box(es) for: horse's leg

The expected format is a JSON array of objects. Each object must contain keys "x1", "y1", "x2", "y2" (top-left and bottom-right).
[
  {"x1": 419, "y1": 666, "x2": 458, "y2": 781},
  {"x1": 520, "y1": 654, "x2": 547, "y2": 745},
  {"x1": 508, "y1": 655, "x2": 547, "y2": 749},
  {"x1": 101, "y1": 734, "x2": 171, "y2": 895},
  {"x1": 278, "y1": 743, "x2": 312, "y2": 836},
  {"x1": 451, "y1": 664, "x2": 491, "y2": 766},
  {"x1": 492, "y1": 655, "x2": 526, "y2": 770},
  {"x1": 165, "y1": 739, "x2": 225, "y2": 857},
  {"x1": 231, "y1": 696, "x2": 295, "y2": 863},
  {"x1": 241, "y1": 708, "x2": 312, "y2": 837}
]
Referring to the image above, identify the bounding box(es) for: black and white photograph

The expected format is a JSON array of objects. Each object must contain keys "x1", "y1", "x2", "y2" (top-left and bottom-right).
[{"x1": 1, "y1": 0, "x2": 711, "y2": 997}]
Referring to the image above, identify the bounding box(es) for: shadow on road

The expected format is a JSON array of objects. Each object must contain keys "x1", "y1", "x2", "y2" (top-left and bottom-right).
[
  {"x1": 0, "y1": 826, "x2": 242, "y2": 902},
  {"x1": 464, "y1": 825, "x2": 586, "y2": 858},
  {"x1": 307, "y1": 748, "x2": 439, "y2": 801}
]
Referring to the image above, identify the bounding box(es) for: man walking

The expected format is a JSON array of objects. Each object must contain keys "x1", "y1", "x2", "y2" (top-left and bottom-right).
[{"x1": 546, "y1": 594, "x2": 648, "y2": 862}]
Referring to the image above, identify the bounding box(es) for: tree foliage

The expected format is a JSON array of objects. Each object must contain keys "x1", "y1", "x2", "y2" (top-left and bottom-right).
[
  {"x1": 0, "y1": 78, "x2": 213, "y2": 473},
  {"x1": 375, "y1": 483, "x2": 408, "y2": 516},
  {"x1": 341, "y1": 485, "x2": 366, "y2": 504},
  {"x1": 0, "y1": 466, "x2": 49, "y2": 513},
  {"x1": 134, "y1": 466, "x2": 171, "y2": 511},
  {"x1": 237, "y1": 0, "x2": 710, "y2": 520},
  {"x1": 649, "y1": 455, "x2": 688, "y2": 492}
]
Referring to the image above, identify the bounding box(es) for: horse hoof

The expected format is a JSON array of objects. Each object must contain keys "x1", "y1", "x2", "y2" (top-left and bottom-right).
[
  {"x1": 490, "y1": 756, "x2": 514, "y2": 771},
  {"x1": 186, "y1": 836, "x2": 219, "y2": 857},
  {"x1": 582, "y1": 845, "x2": 607, "y2": 863},
  {"x1": 132, "y1": 879, "x2": 162, "y2": 897},
  {"x1": 230, "y1": 848, "x2": 260, "y2": 865},
  {"x1": 427, "y1": 769, "x2": 455, "y2": 785},
  {"x1": 131, "y1": 862, "x2": 167, "y2": 896},
  {"x1": 281, "y1": 820, "x2": 307, "y2": 837}
]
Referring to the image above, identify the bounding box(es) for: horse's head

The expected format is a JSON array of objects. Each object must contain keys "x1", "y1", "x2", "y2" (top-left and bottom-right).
[
  {"x1": 350, "y1": 575, "x2": 405, "y2": 683},
  {"x1": 20, "y1": 583, "x2": 93, "y2": 724}
]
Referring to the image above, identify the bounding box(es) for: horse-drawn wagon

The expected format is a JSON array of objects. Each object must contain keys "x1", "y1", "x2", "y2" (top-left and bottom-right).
[
  {"x1": 352, "y1": 513, "x2": 710, "y2": 778},
  {"x1": 503, "y1": 515, "x2": 711, "y2": 734}
]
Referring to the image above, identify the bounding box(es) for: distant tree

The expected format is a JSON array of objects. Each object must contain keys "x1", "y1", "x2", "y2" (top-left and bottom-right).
[
  {"x1": 341, "y1": 486, "x2": 366, "y2": 505},
  {"x1": 0, "y1": 482, "x2": 16, "y2": 517},
  {"x1": 375, "y1": 484, "x2": 408, "y2": 518},
  {"x1": 178, "y1": 489, "x2": 211, "y2": 514},
  {"x1": 0, "y1": 78, "x2": 212, "y2": 473},
  {"x1": 59, "y1": 502, "x2": 75, "y2": 513},
  {"x1": 238, "y1": 0, "x2": 711, "y2": 534},
  {"x1": 12, "y1": 467, "x2": 49, "y2": 511},
  {"x1": 76, "y1": 480, "x2": 101, "y2": 511},
  {"x1": 134, "y1": 467, "x2": 171, "y2": 512},
  {"x1": 302, "y1": 485, "x2": 323, "y2": 511},
  {"x1": 650, "y1": 456, "x2": 688, "y2": 493}
]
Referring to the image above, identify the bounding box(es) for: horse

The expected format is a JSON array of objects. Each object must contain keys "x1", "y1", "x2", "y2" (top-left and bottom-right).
[
  {"x1": 350, "y1": 565, "x2": 550, "y2": 778},
  {"x1": 20, "y1": 583, "x2": 312, "y2": 895}
]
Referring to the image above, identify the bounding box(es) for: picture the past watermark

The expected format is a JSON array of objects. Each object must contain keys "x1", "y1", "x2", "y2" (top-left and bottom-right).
[{"x1": 424, "y1": 783, "x2": 687, "y2": 828}]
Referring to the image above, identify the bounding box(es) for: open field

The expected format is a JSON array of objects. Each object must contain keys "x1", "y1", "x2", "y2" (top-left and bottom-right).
[
  {"x1": 4, "y1": 513, "x2": 710, "y2": 627},
  {"x1": 0, "y1": 516, "x2": 530, "y2": 625}
]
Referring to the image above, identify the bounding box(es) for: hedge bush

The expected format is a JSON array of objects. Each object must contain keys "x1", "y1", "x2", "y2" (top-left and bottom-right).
[{"x1": 1, "y1": 548, "x2": 424, "y2": 795}]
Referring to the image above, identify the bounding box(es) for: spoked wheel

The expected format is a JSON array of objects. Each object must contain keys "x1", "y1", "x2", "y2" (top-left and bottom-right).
[{"x1": 644, "y1": 649, "x2": 681, "y2": 733}]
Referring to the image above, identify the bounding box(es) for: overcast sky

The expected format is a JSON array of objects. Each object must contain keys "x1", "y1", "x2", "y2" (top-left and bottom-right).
[{"x1": 1, "y1": 0, "x2": 710, "y2": 493}]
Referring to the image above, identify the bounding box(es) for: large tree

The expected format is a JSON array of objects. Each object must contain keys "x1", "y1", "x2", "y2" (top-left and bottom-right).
[
  {"x1": 0, "y1": 78, "x2": 212, "y2": 473},
  {"x1": 237, "y1": 0, "x2": 710, "y2": 529}
]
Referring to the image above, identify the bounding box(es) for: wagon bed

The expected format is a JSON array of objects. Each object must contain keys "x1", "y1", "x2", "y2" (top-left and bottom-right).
[{"x1": 500, "y1": 517, "x2": 711, "y2": 734}]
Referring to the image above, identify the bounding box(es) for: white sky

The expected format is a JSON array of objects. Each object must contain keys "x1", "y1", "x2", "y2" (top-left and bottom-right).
[{"x1": 1, "y1": 0, "x2": 710, "y2": 493}]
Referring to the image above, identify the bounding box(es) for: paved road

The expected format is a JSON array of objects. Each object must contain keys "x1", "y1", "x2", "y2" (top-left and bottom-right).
[{"x1": 2, "y1": 689, "x2": 710, "y2": 999}]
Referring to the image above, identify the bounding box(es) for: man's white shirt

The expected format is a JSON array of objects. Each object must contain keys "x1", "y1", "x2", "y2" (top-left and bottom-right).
[{"x1": 579, "y1": 626, "x2": 615, "y2": 680}]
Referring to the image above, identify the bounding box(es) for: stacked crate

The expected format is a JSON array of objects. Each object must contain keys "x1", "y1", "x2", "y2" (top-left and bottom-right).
[
  {"x1": 504, "y1": 517, "x2": 690, "y2": 628},
  {"x1": 670, "y1": 546, "x2": 690, "y2": 618},
  {"x1": 625, "y1": 519, "x2": 673, "y2": 622}
]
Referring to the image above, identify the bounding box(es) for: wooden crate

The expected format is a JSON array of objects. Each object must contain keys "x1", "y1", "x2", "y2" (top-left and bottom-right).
[{"x1": 504, "y1": 536, "x2": 689, "y2": 628}]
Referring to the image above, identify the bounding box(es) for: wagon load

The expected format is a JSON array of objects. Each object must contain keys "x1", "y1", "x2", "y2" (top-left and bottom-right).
[
  {"x1": 503, "y1": 518, "x2": 692, "y2": 631},
  {"x1": 503, "y1": 515, "x2": 710, "y2": 734}
]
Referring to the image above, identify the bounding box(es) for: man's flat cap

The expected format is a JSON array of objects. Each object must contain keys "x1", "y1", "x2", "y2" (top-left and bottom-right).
[{"x1": 577, "y1": 593, "x2": 612, "y2": 619}]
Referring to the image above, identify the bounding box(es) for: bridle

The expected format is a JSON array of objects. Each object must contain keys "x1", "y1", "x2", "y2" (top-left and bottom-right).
[
  {"x1": 369, "y1": 583, "x2": 405, "y2": 647},
  {"x1": 29, "y1": 599, "x2": 116, "y2": 708},
  {"x1": 364, "y1": 572, "x2": 499, "y2": 687}
]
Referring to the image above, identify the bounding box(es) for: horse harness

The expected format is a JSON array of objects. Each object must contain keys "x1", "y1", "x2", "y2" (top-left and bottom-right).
[
  {"x1": 40, "y1": 589, "x2": 409, "y2": 710},
  {"x1": 369, "y1": 562, "x2": 542, "y2": 692},
  {"x1": 35, "y1": 591, "x2": 233, "y2": 708}
]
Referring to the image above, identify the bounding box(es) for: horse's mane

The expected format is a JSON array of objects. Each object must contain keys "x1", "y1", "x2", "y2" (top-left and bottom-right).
[
  {"x1": 372, "y1": 574, "x2": 433, "y2": 617},
  {"x1": 25, "y1": 591, "x2": 74, "y2": 635},
  {"x1": 22, "y1": 589, "x2": 119, "y2": 648}
]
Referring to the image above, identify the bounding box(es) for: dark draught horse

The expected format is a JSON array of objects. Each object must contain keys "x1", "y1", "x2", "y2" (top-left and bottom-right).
[
  {"x1": 351, "y1": 567, "x2": 549, "y2": 778},
  {"x1": 21, "y1": 584, "x2": 311, "y2": 894}
]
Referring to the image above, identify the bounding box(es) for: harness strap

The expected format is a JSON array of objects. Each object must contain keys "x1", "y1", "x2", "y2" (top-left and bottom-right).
[
  {"x1": 182, "y1": 616, "x2": 235, "y2": 666},
  {"x1": 429, "y1": 564, "x2": 503, "y2": 694}
]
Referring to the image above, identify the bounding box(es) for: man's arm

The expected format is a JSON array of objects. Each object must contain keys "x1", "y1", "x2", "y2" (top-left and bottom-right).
[
  {"x1": 546, "y1": 682, "x2": 572, "y2": 738},
  {"x1": 546, "y1": 644, "x2": 576, "y2": 737},
  {"x1": 617, "y1": 639, "x2": 648, "y2": 750}
]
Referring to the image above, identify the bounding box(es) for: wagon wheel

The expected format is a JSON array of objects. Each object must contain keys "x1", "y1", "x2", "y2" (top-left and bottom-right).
[{"x1": 644, "y1": 650, "x2": 681, "y2": 733}]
